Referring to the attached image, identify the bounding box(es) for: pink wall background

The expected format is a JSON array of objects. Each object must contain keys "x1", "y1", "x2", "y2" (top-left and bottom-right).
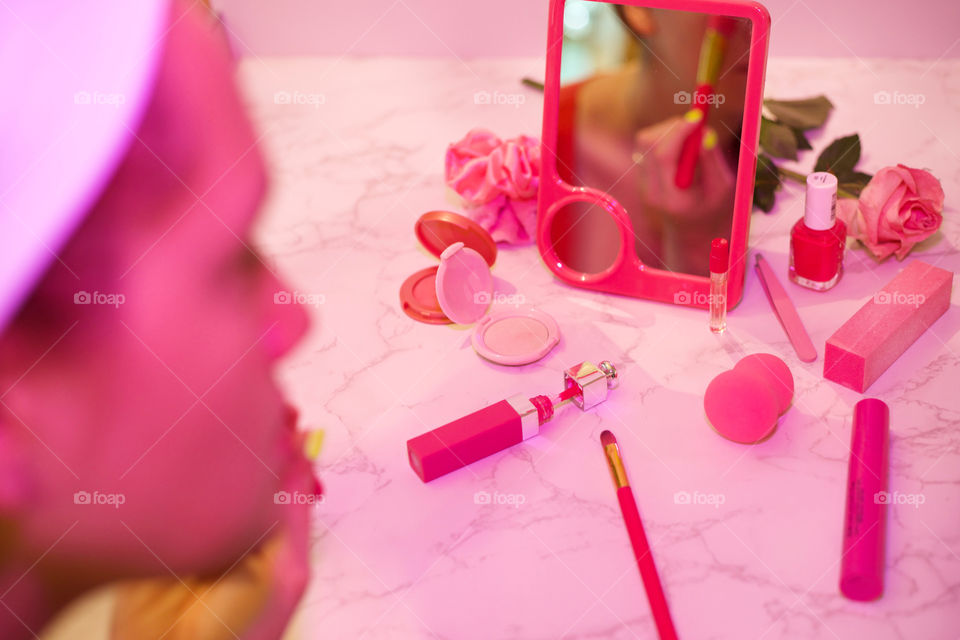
[{"x1": 215, "y1": 0, "x2": 960, "y2": 59}]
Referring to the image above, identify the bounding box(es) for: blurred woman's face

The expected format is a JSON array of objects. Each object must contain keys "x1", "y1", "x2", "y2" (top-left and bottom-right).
[{"x1": 1, "y1": 0, "x2": 312, "y2": 581}]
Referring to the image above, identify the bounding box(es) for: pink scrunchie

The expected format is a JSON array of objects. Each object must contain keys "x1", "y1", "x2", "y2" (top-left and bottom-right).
[{"x1": 445, "y1": 129, "x2": 541, "y2": 245}]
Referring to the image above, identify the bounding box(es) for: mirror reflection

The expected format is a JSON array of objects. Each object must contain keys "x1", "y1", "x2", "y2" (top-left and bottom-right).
[{"x1": 551, "y1": 1, "x2": 752, "y2": 276}]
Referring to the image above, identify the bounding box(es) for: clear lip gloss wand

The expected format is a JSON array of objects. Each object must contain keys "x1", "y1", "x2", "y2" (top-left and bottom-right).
[
  {"x1": 407, "y1": 361, "x2": 618, "y2": 482},
  {"x1": 710, "y1": 237, "x2": 729, "y2": 334}
]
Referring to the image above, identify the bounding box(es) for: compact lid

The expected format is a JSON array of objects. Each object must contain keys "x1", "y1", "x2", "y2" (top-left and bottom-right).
[
  {"x1": 472, "y1": 308, "x2": 560, "y2": 366},
  {"x1": 415, "y1": 210, "x2": 497, "y2": 267},
  {"x1": 435, "y1": 242, "x2": 493, "y2": 325}
]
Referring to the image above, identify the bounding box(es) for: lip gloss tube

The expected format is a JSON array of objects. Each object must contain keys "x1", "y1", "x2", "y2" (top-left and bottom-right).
[
  {"x1": 709, "y1": 238, "x2": 729, "y2": 334},
  {"x1": 840, "y1": 398, "x2": 889, "y2": 601},
  {"x1": 407, "y1": 361, "x2": 618, "y2": 482}
]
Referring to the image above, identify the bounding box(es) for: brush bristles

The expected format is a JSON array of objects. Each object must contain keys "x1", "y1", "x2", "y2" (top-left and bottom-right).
[{"x1": 600, "y1": 430, "x2": 617, "y2": 447}]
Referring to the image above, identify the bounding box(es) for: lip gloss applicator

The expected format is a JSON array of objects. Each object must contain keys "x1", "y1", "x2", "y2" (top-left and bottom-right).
[{"x1": 407, "y1": 361, "x2": 618, "y2": 482}]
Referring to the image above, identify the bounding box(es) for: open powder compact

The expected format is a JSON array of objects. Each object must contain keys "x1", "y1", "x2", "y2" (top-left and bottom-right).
[
  {"x1": 400, "y1": 211, "x2": 559, "y2": 365},
  {"x1": 400, "y1": 210, "x2": 497, "y2": 324}
]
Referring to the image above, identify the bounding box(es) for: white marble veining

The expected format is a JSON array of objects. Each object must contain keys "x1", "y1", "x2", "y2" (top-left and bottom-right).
[{"x1": 238, "y1": 56, "x2": 960, "y2": 639}]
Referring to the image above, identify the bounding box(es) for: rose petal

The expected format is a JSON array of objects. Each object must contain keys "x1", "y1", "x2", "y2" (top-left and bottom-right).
[
  {"x1": 836, "y1": 198, "x2": 864, "y2": 240},
  {"x1": 900, "y1": 164, "x2": 945, "y2": 208},
  {"x1": 869, "y1": 241, "x2": 900, "y2": 261}
]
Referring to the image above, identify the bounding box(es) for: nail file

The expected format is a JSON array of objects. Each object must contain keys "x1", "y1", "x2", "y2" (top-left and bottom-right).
[{"x1": 754, "y1": 253, "x2": 817, "y2": 362}]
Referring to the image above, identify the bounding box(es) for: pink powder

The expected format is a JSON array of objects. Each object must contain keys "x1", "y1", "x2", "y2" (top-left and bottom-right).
[{"x1": 482, "y1": 316, "x2": 550, "y2": 356}]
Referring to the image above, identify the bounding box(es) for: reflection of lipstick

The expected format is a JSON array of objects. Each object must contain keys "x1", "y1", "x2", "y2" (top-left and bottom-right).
[
  {"x1": 674, "y1": 16, "x2": 738, "y2": 189},
  {"x1": 407, "y1": 361, "x2": 618, "y2": 482}
]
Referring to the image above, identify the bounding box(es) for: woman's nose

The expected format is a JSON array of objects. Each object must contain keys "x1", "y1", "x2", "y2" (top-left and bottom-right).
[{"x1": 262, "y1": 278, "x2": 311, "y2": 361}]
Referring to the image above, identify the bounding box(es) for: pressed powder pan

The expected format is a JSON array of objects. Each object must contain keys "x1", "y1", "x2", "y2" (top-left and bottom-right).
[
  {"x1": 472, "y1": 308, "x2": 559, "y2": 366},
  {"x1": 401, "y1": 210, "x2": 559, "y2": 365}
]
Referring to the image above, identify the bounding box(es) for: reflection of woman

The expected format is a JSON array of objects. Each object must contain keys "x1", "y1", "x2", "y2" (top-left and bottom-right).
[{"x1": 554, "y1": 7, "x2": 751, "y2": 275}]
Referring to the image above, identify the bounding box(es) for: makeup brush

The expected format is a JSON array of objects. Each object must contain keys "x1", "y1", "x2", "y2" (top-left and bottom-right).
[{"x1": 601, "y1": 430, "x2": 678, "y2": 640}]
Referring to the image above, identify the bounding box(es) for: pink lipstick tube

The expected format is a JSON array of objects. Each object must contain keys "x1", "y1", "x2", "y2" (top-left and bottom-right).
[
  {"x1": 407, "y1": 361, "x2": 618, "y2": 482},
  {"x1": 840, "y1": 398, "x2": 889, "y2": 601}
]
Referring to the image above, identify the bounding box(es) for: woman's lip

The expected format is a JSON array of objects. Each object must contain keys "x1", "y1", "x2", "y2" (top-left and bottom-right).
[{"x1": 283, "y1": 403, "x2": 300, "y2": 432}]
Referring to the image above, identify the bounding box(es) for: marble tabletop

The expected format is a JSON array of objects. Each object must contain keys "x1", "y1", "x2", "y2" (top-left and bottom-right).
[{"x1": 237, "y1": 56, "x2": 960, "y2": 639}]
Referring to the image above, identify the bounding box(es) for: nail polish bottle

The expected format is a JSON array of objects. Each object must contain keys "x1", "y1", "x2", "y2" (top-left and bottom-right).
[{"x1": 789, "y1": 172, "x2": 846, "y2": 291}]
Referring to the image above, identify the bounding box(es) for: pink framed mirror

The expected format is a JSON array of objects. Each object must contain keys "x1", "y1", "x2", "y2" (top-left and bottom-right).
[{"x1": 537, "y1": 0, "x2": 770, "y2": 309}]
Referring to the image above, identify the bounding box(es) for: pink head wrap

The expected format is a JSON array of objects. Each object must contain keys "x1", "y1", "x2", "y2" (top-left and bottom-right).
[{"x1": 0, "y1": 1, "x2": 169, "y2": 331}]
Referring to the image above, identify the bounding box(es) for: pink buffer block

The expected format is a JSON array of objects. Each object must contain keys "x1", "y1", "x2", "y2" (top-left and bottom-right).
[{"x1": 824, "y1": 261, "x2": 953, "y2": 393}]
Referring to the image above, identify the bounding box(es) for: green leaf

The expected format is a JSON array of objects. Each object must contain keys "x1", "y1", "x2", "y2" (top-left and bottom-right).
[
  {"x1": 763, "y1": 95, "x2": 834, "y2": 130},
  {"x1": 753, "y1": 153, "x2": 781, "y2": 213},
  {"x1": 814, "y1": 134, "x2": 861, "y2": 175},
  {"x1": 759, "y1": 116, "x2": 798, "y2": 160},
  {"x1": 754, "y1": 184, "x2": 776, "y2": 212},
  {"x1": 836, "y1": 170, "x2": 873, "y2": 197},
  {"x1": 791, "y1": 126, "x2": 812, "y2": 150}
]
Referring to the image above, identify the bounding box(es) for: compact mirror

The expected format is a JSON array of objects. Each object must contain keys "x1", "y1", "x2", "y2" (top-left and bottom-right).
[{"x1": 537, "y1": 0, "x2": 769, "y2": 307}]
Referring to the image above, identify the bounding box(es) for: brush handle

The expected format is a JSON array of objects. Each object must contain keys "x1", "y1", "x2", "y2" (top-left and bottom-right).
[{"x1": 617, "y1": 486, "x2": 679, "y2": 640}]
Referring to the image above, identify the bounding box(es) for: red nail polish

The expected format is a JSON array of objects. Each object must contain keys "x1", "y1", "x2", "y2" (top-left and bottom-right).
[{"x1": 789, "y1": 172, "x2": 846, "y2": 291}]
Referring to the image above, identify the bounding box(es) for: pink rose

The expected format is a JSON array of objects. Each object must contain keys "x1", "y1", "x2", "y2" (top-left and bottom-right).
[
  {"x1": 444, "y1": 129, "x2": 541, "y2": 244},
  {"x1": 836, "y1": 164, "x2": 944, "y2": 261}
]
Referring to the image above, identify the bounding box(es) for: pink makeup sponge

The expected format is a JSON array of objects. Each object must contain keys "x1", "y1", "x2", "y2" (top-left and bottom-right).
[
  {"x1": 704, "y1": 370, "x2": 779, "y2": 444},
  {"x1": 734, "y1": 353, "x2": 794, "y2": 414}
]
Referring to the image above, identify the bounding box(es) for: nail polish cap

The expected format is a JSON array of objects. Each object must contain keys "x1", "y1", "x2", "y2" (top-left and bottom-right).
[{"x1": 804, "y1": 172, "x2": 838, "y2": 231}]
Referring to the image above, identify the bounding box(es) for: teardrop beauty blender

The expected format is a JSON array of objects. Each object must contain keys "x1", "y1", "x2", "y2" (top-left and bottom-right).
[
  {"x1": 704, "y1": 369, "x2": 779, "y2": 444},
  {"x1": 734, "y1": 353, "x2": 794, "y2": 415}
]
